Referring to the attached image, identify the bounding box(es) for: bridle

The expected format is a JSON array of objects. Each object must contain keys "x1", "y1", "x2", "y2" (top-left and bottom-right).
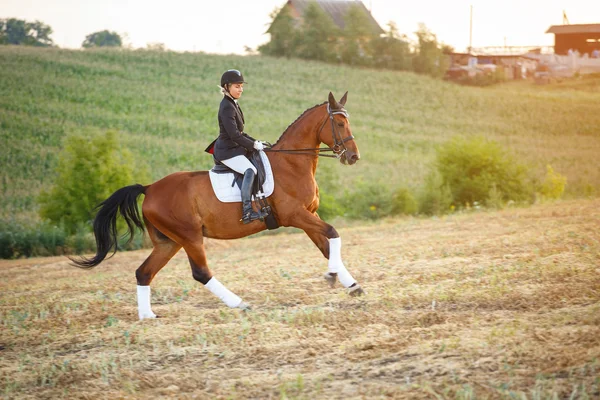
[{"x1": 264, "y1": 104, "x2": 355, "y2": 159}]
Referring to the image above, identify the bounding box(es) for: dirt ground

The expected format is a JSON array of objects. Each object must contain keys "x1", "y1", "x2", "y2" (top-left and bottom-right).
[{"x1": 1, "y1": 199, "x2": 599, "y2": 399}]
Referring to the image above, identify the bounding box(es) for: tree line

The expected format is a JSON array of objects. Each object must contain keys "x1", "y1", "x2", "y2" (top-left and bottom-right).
[
  {"x1": 3, "y1": 6, "x2": 451, "y2": 78},
  {"x1": 0, "y1": 18, "x2": 122, "y2": 48},
  {"x1": 258, "y1": 3, "x2": 452, "y2": 78}
]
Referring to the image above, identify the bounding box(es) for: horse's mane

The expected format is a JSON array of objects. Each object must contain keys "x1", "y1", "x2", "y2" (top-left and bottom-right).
[{"x1": 271, "y1": 102, "x2": 326, "y2": 147}]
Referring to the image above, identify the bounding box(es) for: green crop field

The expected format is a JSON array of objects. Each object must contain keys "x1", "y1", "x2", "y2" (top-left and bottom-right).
[{"x1": 1, "y1": 46, "x2": 600, "y2": 223}]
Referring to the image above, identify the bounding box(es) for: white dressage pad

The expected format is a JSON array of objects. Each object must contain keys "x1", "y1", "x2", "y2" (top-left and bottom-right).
[{"x1": 209, "y1": 151, "x2": 275, "y2": 203}]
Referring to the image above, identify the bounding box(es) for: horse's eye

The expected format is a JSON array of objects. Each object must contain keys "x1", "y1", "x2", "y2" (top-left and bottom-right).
[{"x1": 337, "y1": 123, "x2": 344, "y2": 127}]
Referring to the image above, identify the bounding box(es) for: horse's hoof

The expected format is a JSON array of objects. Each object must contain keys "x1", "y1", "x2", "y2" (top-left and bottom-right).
[
  {"x1": 324, "y1": 272, "x2": 337, "y2": 288},
  {"x1": 238, "y1": 302, "x2": 252, "y2": 311},
  {"x1": 348, "y1": 284, "x2": 365, "y2": 297},
  {"x1": 139, "y1": 313, "x2": 157, "y2": 320}
]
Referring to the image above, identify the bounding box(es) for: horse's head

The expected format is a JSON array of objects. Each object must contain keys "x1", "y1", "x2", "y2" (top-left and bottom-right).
[{"x1": 321, "y1": 92, "x2": 360, "y2": 165}]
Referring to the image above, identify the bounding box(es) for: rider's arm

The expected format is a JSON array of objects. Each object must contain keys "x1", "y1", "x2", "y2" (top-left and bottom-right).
[{"x1": 242, "y1": 132, "x2": 256, "y2": 141}]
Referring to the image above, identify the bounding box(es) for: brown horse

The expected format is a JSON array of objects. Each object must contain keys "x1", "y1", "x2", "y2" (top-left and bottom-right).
[{"x1": 73, "y1": 92, "x2": 363, "y2": 319}]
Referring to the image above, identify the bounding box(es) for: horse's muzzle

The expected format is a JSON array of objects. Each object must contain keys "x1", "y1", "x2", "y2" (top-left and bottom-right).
[{"x1": 343, "y1": 151, "x2": 360, "y2": 165}]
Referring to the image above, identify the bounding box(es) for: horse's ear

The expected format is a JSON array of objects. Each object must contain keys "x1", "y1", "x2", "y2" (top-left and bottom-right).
[
  {"x1": 339, "y1": 91, "x2": 348, "y2": 106},
  {"x1": 328, "y1": 92, "x2": 336, "y2": 108}
]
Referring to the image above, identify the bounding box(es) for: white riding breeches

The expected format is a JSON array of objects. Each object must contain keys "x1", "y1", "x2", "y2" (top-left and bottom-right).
[{"x1": 220, "y1": 155, "x2": 257, "y2": 174}]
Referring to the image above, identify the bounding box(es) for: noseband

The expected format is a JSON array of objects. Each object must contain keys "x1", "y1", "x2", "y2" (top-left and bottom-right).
[{"x1": 265, "y1": 104, "x2": 355, "y2": 159}]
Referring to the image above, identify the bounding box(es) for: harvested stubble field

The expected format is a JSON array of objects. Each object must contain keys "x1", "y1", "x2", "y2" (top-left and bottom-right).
[{"x1": 1, "y1": 199, "x2": 599, "y2": 399}]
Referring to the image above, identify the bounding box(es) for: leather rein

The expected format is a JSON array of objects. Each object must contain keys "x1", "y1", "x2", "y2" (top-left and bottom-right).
[{"x1": 264, "y1": 104, "x2": 355, "y2": 159}]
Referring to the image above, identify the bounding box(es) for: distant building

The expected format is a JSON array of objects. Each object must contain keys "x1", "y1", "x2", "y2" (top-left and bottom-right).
[
  {"x1": 546, "y1": 24, "x2": 600, "y2": 55},
  {"x1": 447, "y1": 52, "x2": 538, "y2": 80},
  {"x1": 268, "y1": 0, "x2": 384, "y2": 36}
]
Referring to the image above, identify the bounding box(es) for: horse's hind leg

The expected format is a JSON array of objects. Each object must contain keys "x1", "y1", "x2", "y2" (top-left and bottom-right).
[
  {"x1": 136, "y1": 220, "x2": 182, "y2": 319},
  {"x1": 183, "y1": 235, "x2": 249, "y2": 309}
]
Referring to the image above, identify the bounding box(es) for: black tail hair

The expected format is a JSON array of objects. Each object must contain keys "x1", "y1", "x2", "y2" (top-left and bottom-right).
[{"x1": 71, "y1": 184, "x2": 146, "y2": 269}]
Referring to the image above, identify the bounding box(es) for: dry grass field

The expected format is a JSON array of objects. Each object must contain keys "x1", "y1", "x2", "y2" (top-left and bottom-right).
[{"x1": 1, "y1": 199, "x2": 599, "y2": 399}]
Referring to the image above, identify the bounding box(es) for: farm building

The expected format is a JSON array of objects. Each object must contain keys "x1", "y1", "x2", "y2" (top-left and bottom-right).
[
  {"x1": 268, "y1": 0, "x2": 384, "y2": 35},
  {"x1": 546, "y1": 24, "x2": 600, "y2": 56},
  {"x1": 447, "y1": 52, "x2": 539, "y2": 80}
]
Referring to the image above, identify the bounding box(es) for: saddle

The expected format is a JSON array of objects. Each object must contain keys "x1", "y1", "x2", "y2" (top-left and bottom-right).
[
  {"x1": 209, "y1": 152, "x2": 279, "y2": 230},
  {"x1": 211, "y1": 152, "x2": 267, "y2": 195}
]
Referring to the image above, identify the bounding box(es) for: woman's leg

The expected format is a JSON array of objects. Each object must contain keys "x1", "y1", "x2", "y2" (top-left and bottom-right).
[
  {"x1": 220, "y1": 156, "x2": 256, "y2": 174},
  {"x1": 219, "y1": 156, "x2": 264, "y2": 224}
]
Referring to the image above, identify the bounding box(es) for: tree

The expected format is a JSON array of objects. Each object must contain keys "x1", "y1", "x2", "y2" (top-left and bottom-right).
[
  {"x1": 39, "y1": 131, "x2": 148, "y2": 234},
  {"x1": 0, "y1": 18, "x2": 54, "y2": 47},
  {"x1": 82, "y1": 30, "x2": 122, "y2": 48},
  {"x1": 258, "y1": 6, "x2": 297, "y2": 58},
  {"x1": 340, "y1": 4, "x2": 376, "y2": 66},
  {"x1": 369, "y1": 21, "x2": 411, "y2": 71},
  {"x1": 412, "y1": 23, "x2": 449, "y2": 78},
  {"x1": 294, "y1": 2, "x2": 339, "y2": 62}
]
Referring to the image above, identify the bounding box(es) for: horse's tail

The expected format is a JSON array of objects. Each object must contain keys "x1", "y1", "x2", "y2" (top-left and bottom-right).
[{"x1": 71, "y1": 184, "x2": 147, "y2": 269}]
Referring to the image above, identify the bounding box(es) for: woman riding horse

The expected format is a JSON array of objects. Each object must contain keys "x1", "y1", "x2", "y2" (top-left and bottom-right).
[
  {"x1": 207, "y1": 69, "x2": 268, "y2": 224},
  {"x1": 73, "y1": 90, "x2": 363, "y2": 319}
]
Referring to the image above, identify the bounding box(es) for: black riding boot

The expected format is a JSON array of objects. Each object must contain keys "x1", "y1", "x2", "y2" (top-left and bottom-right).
[{"x1": 241, "y1": 169, "x2": 265, "y2": 224}]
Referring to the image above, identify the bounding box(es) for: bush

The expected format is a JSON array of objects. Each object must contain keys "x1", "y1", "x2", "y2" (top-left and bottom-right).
[
  {"x1": 418, "y1": 171, "x2": 454, "y2": 215},
  {"x1": 486, "y1": 183, "x2": 505, "y2": 210},
  {"x1": 38, "y1": 130, "x2": 148, "y2": 235},
  {"x1": 539, "y1": 165, "x2": 567, "y2": 200},
  {"x1": 65, "y1": 224, "x2": 96, "y2": 255},
  {"x1": 318, "y1": 183, "x2": 418, "y2": 220},
  {"x1": 391, "y1": 187, "x2": 418, "y2": 215},
  {"x1": 340, "y1": 180, "x2": 395, "y2": 220},
  {"x1": 436, "y1": 136, "x2": 532, "y2": 208},
  {"x1": 0, "y1": 217, "x2": 147, "y2": 259},
  {"x1": 315, "y1": 189, "x2": 346, "y2": 221},
  {"x1": 0, "y1": 219, "x2": 68, "y2": 258}
]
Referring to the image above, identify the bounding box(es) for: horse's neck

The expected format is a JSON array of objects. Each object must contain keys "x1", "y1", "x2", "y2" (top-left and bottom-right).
[
  {"x1": 267, "y1": 107, "x2": 323, "y2": 200},
  {"x1": 272, "y1": 107, "x2": 323, "y2": 151},
  {"x1": 271, "y1": 107, "x2": 324, "y2": 175}
]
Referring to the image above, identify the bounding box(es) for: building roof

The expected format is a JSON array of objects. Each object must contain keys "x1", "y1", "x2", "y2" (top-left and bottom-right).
[
  {"x1": 287, "y1": 0, "x2": 384, "y2": 35},
  {"x1": 546, "y1": 24, "x2": 600, "y2": 34}
]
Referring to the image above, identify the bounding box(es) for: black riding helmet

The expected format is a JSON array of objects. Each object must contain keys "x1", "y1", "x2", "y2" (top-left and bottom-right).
[{"x1": 221, "y1": 69, "x2": 246, "y2": 87}]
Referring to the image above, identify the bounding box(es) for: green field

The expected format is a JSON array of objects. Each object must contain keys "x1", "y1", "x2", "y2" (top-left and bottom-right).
[{"x1": 1, "y1": 46, "x2": 600, "y2": 222}]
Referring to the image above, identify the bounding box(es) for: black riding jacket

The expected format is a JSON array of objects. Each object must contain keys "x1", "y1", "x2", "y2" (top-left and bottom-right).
[{"x1": 212, "y1": 95, "x2": 256, "y2": 161}]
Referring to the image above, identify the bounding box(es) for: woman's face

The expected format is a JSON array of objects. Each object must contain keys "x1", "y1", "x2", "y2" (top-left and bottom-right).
[{"x1": 228, "y1": 83, "x2": 244, "y2": 99}]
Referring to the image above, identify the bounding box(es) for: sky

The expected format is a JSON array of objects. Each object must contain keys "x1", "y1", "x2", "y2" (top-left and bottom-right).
[{"x1": 1, "y1": 0, "x2": 599, "y2": 54}]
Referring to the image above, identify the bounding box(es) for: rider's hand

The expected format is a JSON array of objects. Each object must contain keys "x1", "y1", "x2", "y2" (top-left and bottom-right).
[{"x1": 253, "y1": 141, "x2": 265, "y2": 151}]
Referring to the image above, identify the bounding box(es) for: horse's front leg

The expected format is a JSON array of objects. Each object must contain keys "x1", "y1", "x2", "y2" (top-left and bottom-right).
[{"x1": 293, "y1": 210, "x2": 364, "y2": 296}]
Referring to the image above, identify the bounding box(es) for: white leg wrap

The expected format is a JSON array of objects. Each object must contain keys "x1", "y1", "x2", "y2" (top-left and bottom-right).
[
  {"x1": 137, "y1": 285, "x2": 157, "y2": 320},
  {"x1": 205, "y1": 277, "x2": 243, "y2": 308},
  {"x1": 328, "y1": 237, "x2": 357, "y2": 288}
]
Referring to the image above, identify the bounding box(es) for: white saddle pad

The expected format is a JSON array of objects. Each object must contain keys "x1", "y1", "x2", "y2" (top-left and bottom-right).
[{"x1": 209, "y1": 151, "x2": 275, "y2": 203}]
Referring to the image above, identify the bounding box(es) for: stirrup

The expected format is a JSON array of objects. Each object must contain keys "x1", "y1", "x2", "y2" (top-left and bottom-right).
[{"x1": 240, "y1": 209, "x2": 267, "y2": 224}]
